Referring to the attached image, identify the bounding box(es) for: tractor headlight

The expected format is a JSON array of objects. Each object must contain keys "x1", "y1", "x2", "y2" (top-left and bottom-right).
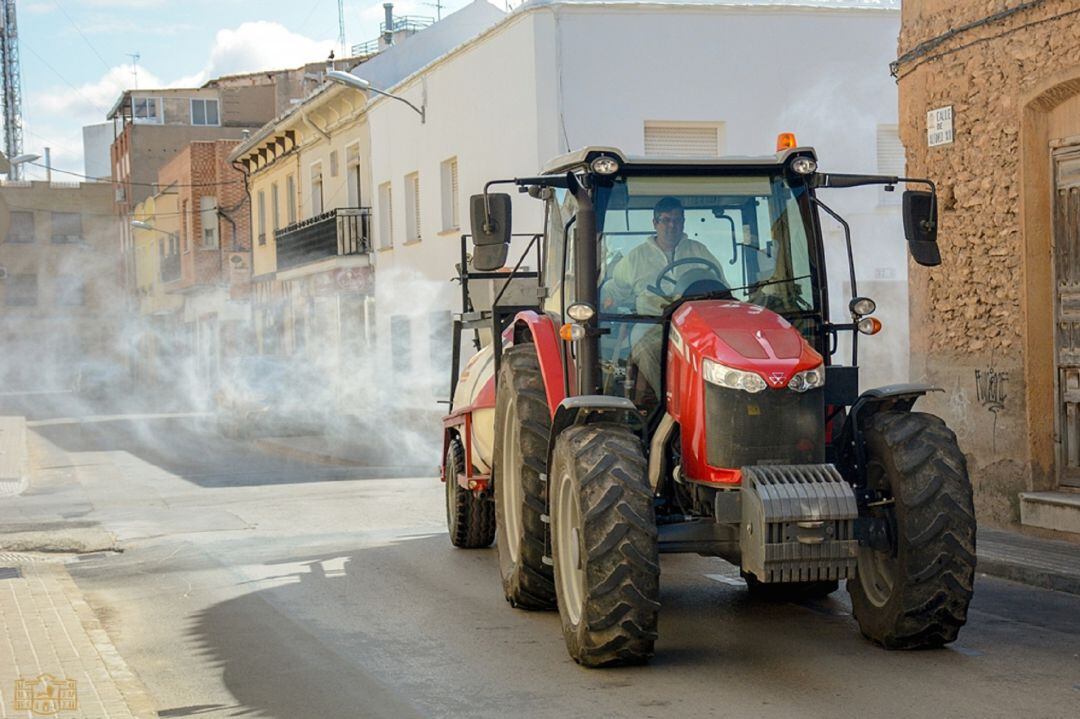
[
  {"x1": 789, "y1": 156, "x2": 818, "y2": 175},
  {"x1": 702, "y1": 358, "x2": 767, "y2": 394},
  {"x1": 566, "y1": 303, "x2": 595, "y2": 322},
  {"x1": 590, "y1": 155, "x2": 620, "y2": 175},
  {"x1": 787, "y1": 364, "x2": 825, "y2": 393}
]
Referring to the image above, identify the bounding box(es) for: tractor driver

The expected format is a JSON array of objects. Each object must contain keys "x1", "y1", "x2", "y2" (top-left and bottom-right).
[{"x1": 602, "y1": 196, "x2": 727, "y2": 410}]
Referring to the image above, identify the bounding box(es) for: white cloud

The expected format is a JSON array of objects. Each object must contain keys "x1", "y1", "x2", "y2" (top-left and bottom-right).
[
  {"x1": 197, "y1": 21, "x2": 337, "y2": 81},
  {"x1": 23, "y1": 64, "x2": 162, "y2": 180}
]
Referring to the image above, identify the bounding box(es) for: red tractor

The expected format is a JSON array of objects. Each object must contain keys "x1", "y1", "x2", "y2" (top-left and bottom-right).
[{"x1": 441, "y1": 141, "x2": 975, "y2": 667}]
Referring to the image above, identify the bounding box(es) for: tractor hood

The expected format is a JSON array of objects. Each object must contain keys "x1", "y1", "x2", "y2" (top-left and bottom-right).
[{"x1": 670, "y1": 300, "x2": 823, "y2": 389}]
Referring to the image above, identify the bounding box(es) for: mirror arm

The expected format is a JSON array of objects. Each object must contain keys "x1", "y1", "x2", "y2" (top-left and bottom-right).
[{"x1": 481, "y1": 175, "x2": 572, "y2": 231}]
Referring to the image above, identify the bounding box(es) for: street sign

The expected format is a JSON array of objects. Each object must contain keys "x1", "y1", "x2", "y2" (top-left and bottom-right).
[{"x1": 927, "y1": 106, "x2": 954, "y2": 147}]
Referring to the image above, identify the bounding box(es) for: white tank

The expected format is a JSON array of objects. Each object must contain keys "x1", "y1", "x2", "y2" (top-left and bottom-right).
[{"x1": 452, "y1": 344, "x2": 496, "y2": 474}]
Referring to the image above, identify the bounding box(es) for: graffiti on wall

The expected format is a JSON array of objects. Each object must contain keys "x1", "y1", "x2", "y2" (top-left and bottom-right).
[
  {"x1": 975, "y1": 365, "x2": 1008, "y2": 454},
  {"x1": 975, "y1": 367, "x2": 1008, "y2": 413}
]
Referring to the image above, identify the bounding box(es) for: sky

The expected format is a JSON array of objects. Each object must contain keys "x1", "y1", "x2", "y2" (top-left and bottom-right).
[{"x1": 14, "y1": 0, "x2": 487, "y2": 180}]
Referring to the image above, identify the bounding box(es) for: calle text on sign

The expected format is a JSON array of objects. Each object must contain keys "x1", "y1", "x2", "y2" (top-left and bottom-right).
[{"x1": 927, "y1": 105, "x2": 954, "y2": 147}]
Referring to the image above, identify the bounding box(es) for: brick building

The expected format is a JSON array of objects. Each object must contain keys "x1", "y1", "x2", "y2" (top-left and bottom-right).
[
  {"x1": 153, "y1": 139, "x2": 253, "y2": 391},
  {"x1": 895, "y1": 0, "x2": 1080, "y2": 533}
]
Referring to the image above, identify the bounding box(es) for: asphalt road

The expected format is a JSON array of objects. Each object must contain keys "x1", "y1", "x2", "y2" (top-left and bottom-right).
[{"x1": 6, "y1": 406, "x2": 1079, "y2": 719}]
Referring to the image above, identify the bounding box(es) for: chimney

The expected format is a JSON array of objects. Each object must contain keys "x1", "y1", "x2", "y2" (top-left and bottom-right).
[
  {"x1": 383, "y1": 3, "x2": 394, "y2": 46},
  {"x1": 44, "y1": 147, "x2": 51, "y2": 183}
]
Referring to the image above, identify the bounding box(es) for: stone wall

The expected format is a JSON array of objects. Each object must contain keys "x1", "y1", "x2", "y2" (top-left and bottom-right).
[{"x1": 897, "y1": 0, "x2": 1080, "y2": 524}]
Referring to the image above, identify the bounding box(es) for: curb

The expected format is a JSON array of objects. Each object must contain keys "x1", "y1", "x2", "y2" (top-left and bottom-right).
[
  {"x1": 975, "y1": 528, "x2": 1080, "y2": 596},
  {"x1": 976, "y1": 556, "x2": 1080, "y2": 595}
]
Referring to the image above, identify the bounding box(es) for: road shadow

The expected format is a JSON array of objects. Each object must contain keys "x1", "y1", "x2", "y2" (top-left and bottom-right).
[{"x1": 27, "y1": 415, "x2": 430, "y2": 488}]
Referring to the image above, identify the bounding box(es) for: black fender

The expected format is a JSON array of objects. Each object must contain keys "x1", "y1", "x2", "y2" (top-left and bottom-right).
[
  {"x1": 546, "y1": 396, "x2": 641, "y2": 472},
  {"x1": 836, "y1": 383, "x2": 943, "y2": 486}
]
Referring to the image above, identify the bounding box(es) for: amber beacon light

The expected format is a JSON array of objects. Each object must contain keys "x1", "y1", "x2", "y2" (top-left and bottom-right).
[{"x1": 776, "y1": 132, "x2": 798, "y2": 151}]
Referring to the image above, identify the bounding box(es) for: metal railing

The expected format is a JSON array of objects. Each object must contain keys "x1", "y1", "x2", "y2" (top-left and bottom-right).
[
  {"x1": 160, "y1": 253, "x2": 181, "y2": 283},
  {"x1": 381, "y1": 15, "x2": 433, "y2": 33},
  {"x1": 274, "y1": 207, "x2": 371, "y2": 271},
  {"x1": 351, "y1": 39, "x2": 381, "y2": 56}
]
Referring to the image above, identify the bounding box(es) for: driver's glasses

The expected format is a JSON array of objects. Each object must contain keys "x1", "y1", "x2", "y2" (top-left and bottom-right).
[{"x1": 655, "y1": 212, "x2": 684, "y2": 226}]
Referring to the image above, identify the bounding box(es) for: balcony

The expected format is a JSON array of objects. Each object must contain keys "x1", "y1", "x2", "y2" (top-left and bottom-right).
[
  {"x1": 274, "y1": 208, "x2": 370, "y2": 272},
  {"x1": 160, "y1": 253, "x2": 181, "y2": 283}
]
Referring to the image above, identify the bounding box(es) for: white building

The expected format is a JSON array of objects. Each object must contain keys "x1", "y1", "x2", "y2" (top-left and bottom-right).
[{"x1": 362, "y1": 0, "x2": 907, "y2": 403}]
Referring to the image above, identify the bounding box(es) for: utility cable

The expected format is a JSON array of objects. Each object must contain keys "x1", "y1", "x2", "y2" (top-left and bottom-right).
[
  {"x1": 20, "y1": 42, "x2": 111, "y2": 116},
  {"x1": 27, "y1": 162, "x2": 244, "y2": 189},
  {"x1": 891, "y1": 1, "x2": 1080, "y2": 80},
  {"x1": 52, "y1": 0, "x2": 113, "y2": 73}
]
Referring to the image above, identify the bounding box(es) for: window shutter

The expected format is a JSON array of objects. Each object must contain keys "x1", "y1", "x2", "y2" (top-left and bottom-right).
[
  {"x1": 644, "y1": 124, "x2": 720, "y2": 158},
  {"x1": 876, "y1": 125, "x2": 905, "y2": 177}
]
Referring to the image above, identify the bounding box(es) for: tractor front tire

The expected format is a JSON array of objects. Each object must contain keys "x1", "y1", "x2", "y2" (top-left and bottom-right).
[
  {"x1": 550, "y1": 424, "x2": 660, "y2": 667},
  {"x1": 493, "y1": 345, "x2": 556, "y2": 609},
  {"x1": 742, "y1": 573, "x2": 839, "y2": 601},
  {"x1": 445, "y1": 438, "x2": 495, "y2": 548},
  {"x1": 848, "y1": 411, "x2": 976, "y2": 649}
]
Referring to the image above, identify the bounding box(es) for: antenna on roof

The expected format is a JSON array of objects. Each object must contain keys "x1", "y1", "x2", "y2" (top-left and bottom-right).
[
  {"x1": 337, "y1": 0, "x2": 347, "y2": 57},
  {"x1": 126, "y1": 52, "x2": 140, "y2": 89},
  {"x1": 423, "y1": 0, "x2": 445, "y2": 21}
]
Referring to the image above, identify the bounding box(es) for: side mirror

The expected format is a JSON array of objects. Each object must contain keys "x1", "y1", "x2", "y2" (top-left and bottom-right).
[
  {"x1": 469, "y1": 193, "x2": 511, "y2": 271},
  {"x1": 902, "y1": 190, "x2": 940, "y2": 267}
]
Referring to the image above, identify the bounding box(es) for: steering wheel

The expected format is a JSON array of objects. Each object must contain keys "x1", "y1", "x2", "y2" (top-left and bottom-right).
[{"x1": 649, "y1": 257, "x2": 728, "y2": 298}]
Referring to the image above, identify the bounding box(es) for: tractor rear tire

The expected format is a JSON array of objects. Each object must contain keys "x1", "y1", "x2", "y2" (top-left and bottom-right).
[
  {"x1": 445, "y1": 438, "x2": 495, "y2": 548},
  {"x1": 742, "y1": 573, "x2": 839, "y2": 601},
  {"x1": 493, "y1": 345, "x2": 556, "y2": 610},
  {"x1": 550, "y1": 424, "x2": 660, "y2": 667},
  {"x1": 848, "y1": 411, "x2": 976, "y2": 649}
]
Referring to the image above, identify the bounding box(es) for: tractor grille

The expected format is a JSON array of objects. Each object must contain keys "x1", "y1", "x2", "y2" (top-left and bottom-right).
[{"x1": 704, "y1": 384, "x2": 824, "y2": 469}]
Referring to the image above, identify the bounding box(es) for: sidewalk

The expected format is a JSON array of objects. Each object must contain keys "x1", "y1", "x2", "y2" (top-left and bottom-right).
[
  {"x1": 0, "y1": 555, "x2": 156, "y2": 718},
  {"x1": 0, "y1": 416, "x2": 28, "y2": 498},
  {"x1": 976, "y1": 527, "x2": 1080, "y2": 595}
]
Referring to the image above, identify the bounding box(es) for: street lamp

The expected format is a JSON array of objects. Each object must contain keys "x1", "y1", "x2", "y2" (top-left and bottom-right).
[
  {"x1": 0, "y1": 152, "x2": 42, "y2": 180},
  {"x1": 326, "y1": 69, "x2": 425, "y2": 123}
]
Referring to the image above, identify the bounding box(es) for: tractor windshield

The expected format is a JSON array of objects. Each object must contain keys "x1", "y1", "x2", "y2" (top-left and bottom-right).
[
  {"x1": 592, "y1": 173, "x2": 821, "y2": 403},
  {"x1": 596, "y1": 174, "x2": 818, "y2": 318}
]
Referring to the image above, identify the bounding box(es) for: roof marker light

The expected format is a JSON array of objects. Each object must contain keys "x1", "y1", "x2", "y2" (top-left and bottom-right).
[{"x1": 776, "y1": 132, "x2": 798, "y2": 151}]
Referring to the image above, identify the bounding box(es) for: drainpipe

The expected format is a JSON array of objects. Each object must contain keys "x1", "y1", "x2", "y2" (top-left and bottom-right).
[{"x1": 383, "y1": 3, "x2": 394, "y2": 46}]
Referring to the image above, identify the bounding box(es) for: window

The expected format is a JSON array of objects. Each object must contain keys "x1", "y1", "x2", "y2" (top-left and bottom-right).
[
  {"x1": 378, "y1": 182, "x2": 393, "y2": 249},
  {"x1": 6, "y1": 274, "x2": 37, "y2": 306},
  {"x1": 643, "y1": 121, "x2": 724, "y2": 158},
  {"x1": 311, "y1": 162, "x2": 324, "y2": 216},
  {"x1": 876, "y1": 124, "x2": 905, "y2": 205},
  {"x1": 440, "y1": 157, "x2": 459, "y2": 231},
  {"x1": 329, "y1": 150, "x2": 340, "y2": 178},
  {"x1": 390, "y1": 315, "x2": 411, "y2": 374},
  {"x1": 200, "y1": 196, "x2": 219, "y2": 249},
  {"x1": 7, "y1": 211, "x2": 34, "y2": 243},
  {"x1": 257, "y1": 190, "x2": 266, "y2": 246},
  {"x1": 50, "y1": 213, "x2": 82, "y2": 244},
  {"x1": 286, "y1": 175, "x2": 297, "y2": 225},
  {"x1": 271, "y1": 182, "x2": 280, "y2": 231},
  {"x1": 404, "y1": 172, "x2": 420, "y2": 243},
  {"x1": 190, "y1": 98, "x2": 220, "y2": 126},
  {"x1": 132, "y1": 97, "x2": 162, "y2": 124},
  {"x1": 55, "y1": 276, "x2": 85, "y2": 306},
  {"x1": 346, "y1": 144, "x2": 362, "y2": 207}
]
